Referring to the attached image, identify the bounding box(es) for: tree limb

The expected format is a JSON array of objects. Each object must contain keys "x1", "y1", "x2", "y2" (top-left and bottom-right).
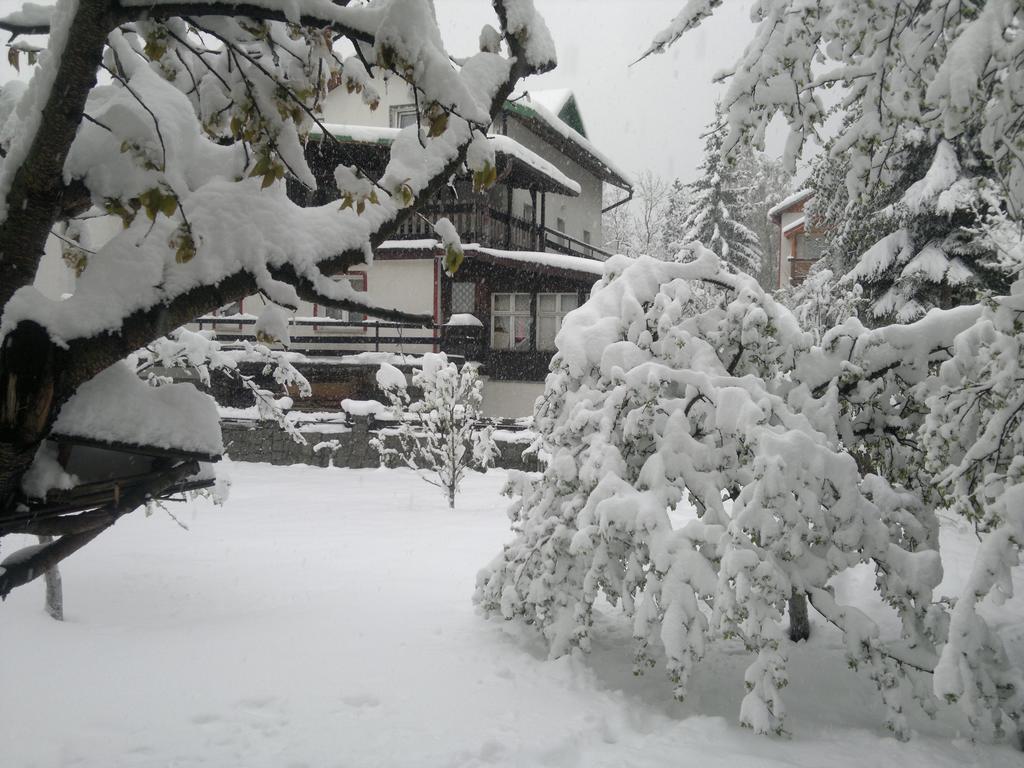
[{"x1": 0, "y1": 458, "x2": 199, "y2": 597}]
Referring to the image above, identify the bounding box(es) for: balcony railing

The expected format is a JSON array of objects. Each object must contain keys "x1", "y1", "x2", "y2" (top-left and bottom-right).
[{"x1": 390, "y1": 202, "x2": 610, "y2": 260}]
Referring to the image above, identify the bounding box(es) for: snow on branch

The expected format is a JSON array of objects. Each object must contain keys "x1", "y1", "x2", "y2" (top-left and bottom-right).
[{"x1": 0, "y1": 0, "x2": 558, "y2": 582}]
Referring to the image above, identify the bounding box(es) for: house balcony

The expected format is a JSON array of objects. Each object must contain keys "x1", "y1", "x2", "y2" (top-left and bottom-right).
[{"x1": 388, "y1": 202, "x2": 613, "y2": 262}]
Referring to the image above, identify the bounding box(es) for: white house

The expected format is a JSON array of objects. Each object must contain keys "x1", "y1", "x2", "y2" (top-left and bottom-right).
[{"x1": 201, "y1": 81, "x2": 632, "y2": 416}]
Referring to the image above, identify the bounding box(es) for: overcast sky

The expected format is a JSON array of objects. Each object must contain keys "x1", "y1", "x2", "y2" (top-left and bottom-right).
[
  {"x1": 0, "y1": 0, "x2": 774, "y2": 184},
  {"x1": 435, "y1": 0, "x2": 779, "y2": 185}
]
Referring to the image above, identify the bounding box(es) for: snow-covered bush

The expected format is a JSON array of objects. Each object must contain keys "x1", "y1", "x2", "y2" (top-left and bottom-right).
[
  {"x1": 373, "y1": 354, "x2": 495, "y2": 509},
  {"x1": 475, "y1": 248, "x2": 1024, "y2": 741}
]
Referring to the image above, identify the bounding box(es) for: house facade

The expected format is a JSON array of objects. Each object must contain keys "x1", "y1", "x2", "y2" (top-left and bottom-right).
[
  {"x1": 769, "y1": 189, "x2": 825, "y2": 289},
  {"x1": 32, "y1": 79, "x2": 632, "y2": 417},
  {"x1": 202, "y1": 82, "x2": 632, "y2": 416}
]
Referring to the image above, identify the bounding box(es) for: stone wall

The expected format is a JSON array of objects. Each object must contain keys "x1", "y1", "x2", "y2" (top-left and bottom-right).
[{"x1": 220, "y1": 416, "x2": 541, "y2": 472}]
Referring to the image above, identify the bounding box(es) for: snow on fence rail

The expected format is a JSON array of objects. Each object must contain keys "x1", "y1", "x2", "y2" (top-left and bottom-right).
[{"x1": 195, "y1": 315, "x2": 481, "y2": 357}]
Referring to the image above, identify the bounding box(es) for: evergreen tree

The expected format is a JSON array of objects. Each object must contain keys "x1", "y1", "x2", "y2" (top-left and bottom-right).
[
  {"x1": 677, "y1": 119, "x2": 763, "y2": 276},
  {"x1": 661, "y1": 178, "x2": 688, "y2": 255},
  {"x1": 807, "y1": 125, "x2": 1017, "y2": 324},
  {"x1": 730, "y1": 149, "x2": 791, "y2": 290}
]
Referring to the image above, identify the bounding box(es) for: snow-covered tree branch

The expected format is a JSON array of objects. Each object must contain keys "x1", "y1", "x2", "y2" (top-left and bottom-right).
[
  {"x1": 0, "y1": 0, "x2": 556, "y2": 588},
  {"x1": 476, "y1": 247, "x2": 1024, "y2": 742}
]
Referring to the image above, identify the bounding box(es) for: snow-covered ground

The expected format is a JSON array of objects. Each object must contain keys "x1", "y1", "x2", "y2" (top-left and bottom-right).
[{"x1": 1, "y1": 463, "x2": 1020, "y2": 768}]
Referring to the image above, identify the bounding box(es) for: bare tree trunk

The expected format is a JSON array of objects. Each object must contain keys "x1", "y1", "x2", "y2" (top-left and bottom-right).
[
  {"x1": 37, "y1": 534, "x2": 63, "y2": 620},
  {"x1": 788, "y1": 590, "x2": 810, "y2": 642},
  {"x1": 448, "y1": 484, "x2": 456, "y2": 509}
]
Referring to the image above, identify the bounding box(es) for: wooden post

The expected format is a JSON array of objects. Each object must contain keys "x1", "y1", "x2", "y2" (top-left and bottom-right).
[
  {"x1": 539, "y1": 191, "x2": 547, "y2": 252},
  {"x1": 529, "y1": 189, "x2": 538, "y2": 250},
  {"x1": 505, "y1": 185, "x2": 513, "y2": 249}
]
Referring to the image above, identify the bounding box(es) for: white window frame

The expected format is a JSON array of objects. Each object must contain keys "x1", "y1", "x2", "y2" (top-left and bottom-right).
[
  {"x1": 490, "y1": 292, "x2": 532, "y2": 351},
  {"x1": 390, "y1": 104, "x2": 418, "y2": 129},
  {"x1": 535, "y1": 292, "x2": 578, "y2": 351}
]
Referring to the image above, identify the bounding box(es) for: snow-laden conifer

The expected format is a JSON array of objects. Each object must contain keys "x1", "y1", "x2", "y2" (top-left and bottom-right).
[{"x1": 675, "y1": 120, "x2": 762, "y2": 275}]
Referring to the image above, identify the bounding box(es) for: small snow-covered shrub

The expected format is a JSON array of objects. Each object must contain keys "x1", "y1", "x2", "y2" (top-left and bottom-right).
[
  {"x1": 372, "y1": 354, "x2": 495, "y2": 509},
  {"x1": 475, "y1": 248, "x2": 1024, "y2": 741}
]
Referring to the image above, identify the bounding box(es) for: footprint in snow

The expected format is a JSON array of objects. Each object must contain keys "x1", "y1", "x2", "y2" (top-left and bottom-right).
[{"x1": 342, "y1": 693, "x2": 381, "y2": 708}]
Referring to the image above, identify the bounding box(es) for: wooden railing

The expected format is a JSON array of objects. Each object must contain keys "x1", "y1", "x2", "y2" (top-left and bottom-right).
[
  {"x1": 194, "y1": 316, "x2": 482, "y2": 359},
  {"x1": 388, "y1": 202, "x2": 608, "y2": 260},
  {"x1": 544, "y1": 228, "x2": 613, "y2": 261}
]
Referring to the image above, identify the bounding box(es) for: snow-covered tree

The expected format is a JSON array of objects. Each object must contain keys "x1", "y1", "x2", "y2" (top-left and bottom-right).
[
  {"x1": 646, "y1": 0, "x2": 1024, "y2": 321},
  {"x1": 0, "y1": 0, "x2": 555, "y2": 595},
  {"x1": 476, "y1": 248, "x2": 1024, "y2": 742},
  {"x1": 660, "y1": 178, "x2": 687, "y2": 255},
  {"x1": 675, "y1": 119, "x2": 762, "y2": 275},
  {"x1": 373, "y1": 355, "x2": 495, "y2": 509},
  {"x1": 730, "y1": 149, "x2": 791, "y2": 290},
  {"x1": 602, "y1": 171, "x2": 670, "y2": 258}
]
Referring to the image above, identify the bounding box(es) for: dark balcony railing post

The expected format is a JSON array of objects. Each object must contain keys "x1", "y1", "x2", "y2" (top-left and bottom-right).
[{"x1": 374, "y1": 322, "x2": 380, "y2": 352}]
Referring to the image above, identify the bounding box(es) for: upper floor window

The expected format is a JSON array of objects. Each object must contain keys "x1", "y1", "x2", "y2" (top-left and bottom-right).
[
  {"x1": 536, "y1": 293, "x2": 578, "y2": 351},
  {"x1": 491, "y1": 293, "x2": 531, "y2": 351},
  {"x1": 792, "y1": 232, "x2": 825, "y2": 262},
  {"x1": 390, "y1": 104, "x2": 418, "y2": 129}
]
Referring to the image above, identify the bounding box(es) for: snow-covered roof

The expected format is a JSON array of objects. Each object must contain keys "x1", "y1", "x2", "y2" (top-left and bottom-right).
[
  {"x1": 768, "y1": 189, "x2": 813, "y2": 221},
  {"x1": 53, "y1": 362, "x2": 223, "y2": 459},
  {"x1": 504, "y1": 93, "x2": 632, "y2": 190},
  {"x1": 373, "y1": 239, "x2": 607, "y2": 280},
  {"x1": 782, "y1": 215, "x2": 806, "y2": 236},
  {"x1": 528, "y1": 88, "x2": 573, "y2": 116},
  {"x1": 472, "y1": 246, "x2": 607, "y2": 279},
  {"x1": 309, "y1": 123, "x2": 581, "y2": 197},
  {"x1": 526, "y1": 88, "x2": 588, "y2": 136}
]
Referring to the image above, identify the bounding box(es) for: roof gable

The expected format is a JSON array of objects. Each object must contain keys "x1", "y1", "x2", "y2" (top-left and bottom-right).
[{"x1": 528, "y1": 89, "x2": 587, "y2": 137}]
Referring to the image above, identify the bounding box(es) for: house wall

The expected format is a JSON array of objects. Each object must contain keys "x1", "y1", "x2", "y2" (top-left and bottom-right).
[
  {"x1": 320, "y1": 79, "x2": 412, "y2": 127},
  {"x1": 505, "y1": 120, "x2": 603, "y2": 247},
  {"x1": 777, "y1": 209, "x2": 805, "y2": 288},
  {"x1": 221, "y1": 254, "x2": 440, "y2": 353}
]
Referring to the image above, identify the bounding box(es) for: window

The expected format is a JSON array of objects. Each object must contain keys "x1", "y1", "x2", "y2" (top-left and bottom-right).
[
  {"x1": 583, "y1": 230, "x2": 591, "y2": 245},
  {"x1": 536, "y1": 293, "x2": 578, "y2": 350},
  {"x1": 794, "y1": 232, "x2": 825, "y2": 262},
  {"x1": 523, "y1": 204, "x2": 534, "y2": 223},
  {"x1": 390, "y1": 104, "x2": 418, "y2": 129},
  {"x1": 556, "y1": 217, "x2": 566, "y2": 234},
  {"x1": 491, "y1": 293, "x2": 531, "y2": 351},
  {"x1": 318, "y1": 273, "x2": 367, "y2": 329},
  {"x1": 451, "y1": 282, "x2": 476, "y2": 315}
]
